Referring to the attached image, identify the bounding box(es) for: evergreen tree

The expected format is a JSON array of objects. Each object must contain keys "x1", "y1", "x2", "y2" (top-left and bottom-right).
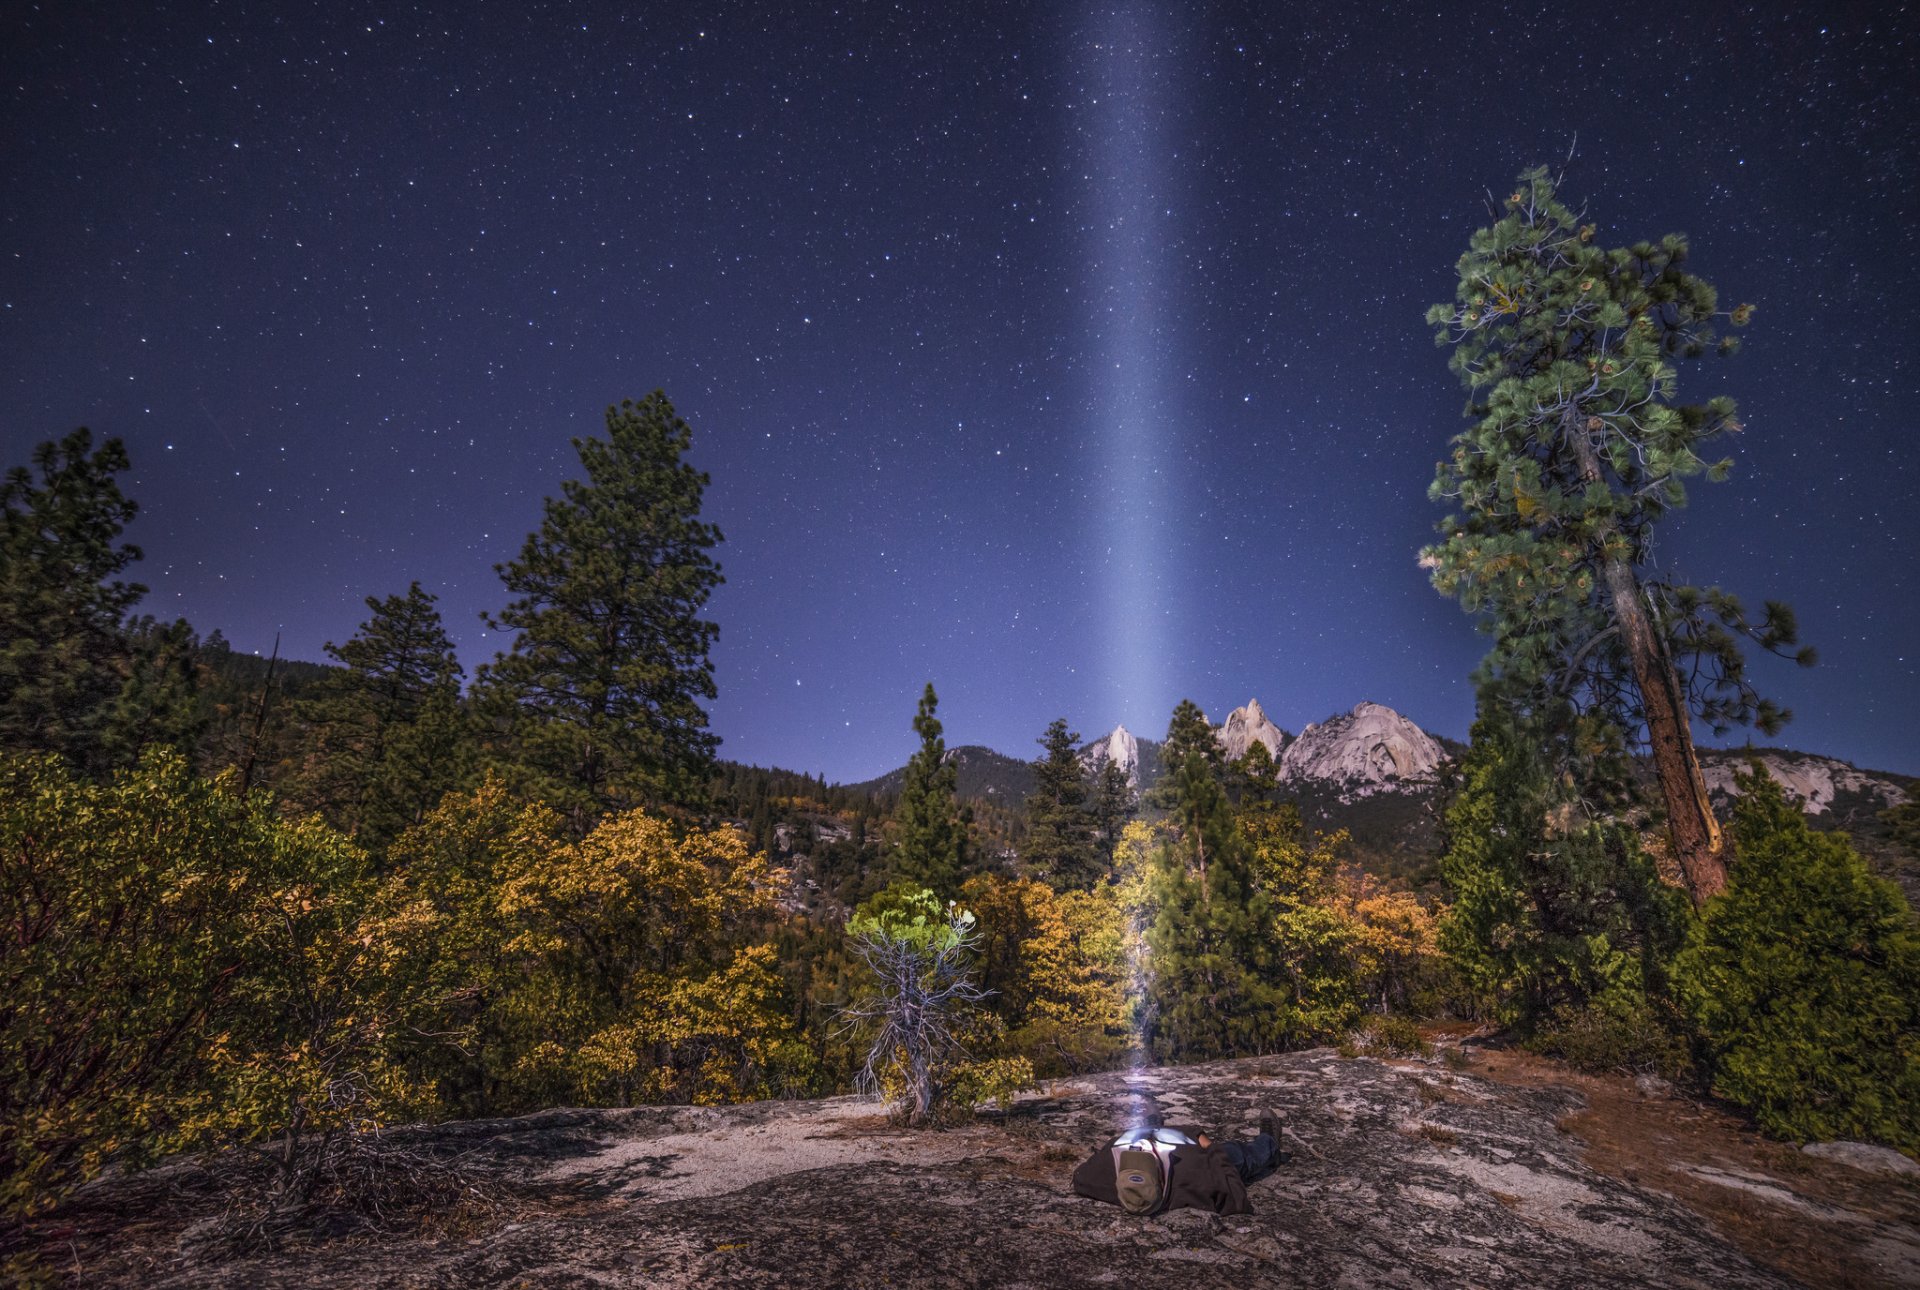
[
  {"x1": 1675, "y1": 771, "x2": 1920, "y2": 1149},
  {"x1": 1239, "y1": 800, "x2": 1361, "y2": 1040},
  {"x1": 892, "y1": 683, "x2": 965, "y2": 895},
  {"x1": 1423, "y1": 167, "x2": 1810, "y2": 906},
  {"x1": 480, "y1": 393, "x2": 723, "y2": 824},
  {"x1": 1229, "y1": 741, "x2": 1282, "y2": 807},
  {"x1": 363, "y1": 674, "x2": 471, "y2": 850},
  {"x1": 1143, "y1": 704, "x2": 1280, "y2": 1059},
  {"x1": 1436, "y1": 704, "x2": 1689, "y2": 1028},
  {"x1": 102, "y1": 615, "x2": 207, "y2": 766},
  {"x1": 1147, "y1": 699, "x2": 1221, "y2": 811},
  {"x1": 0, "y1": 429, "x2": 144, "y2": 775},
  {"x1": 293, "y1": 583, "x2": 469, "y2": 846},
  {"x1": 1024, "y1": 717, "x2": 1098, "y2": 888},
  {"x1": 1090, "y1": 760, "x2": 1135, "y2": 869}
]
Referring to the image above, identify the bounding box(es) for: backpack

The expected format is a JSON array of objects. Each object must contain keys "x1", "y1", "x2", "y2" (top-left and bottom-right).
[{"x1": 1109, "y1": 1128, "x2": 1190, "y2": 1215}]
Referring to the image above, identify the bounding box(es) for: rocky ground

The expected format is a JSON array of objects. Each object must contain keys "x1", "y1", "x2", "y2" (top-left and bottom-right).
[{"x1": 29, "y1": 1039, "x2": 1920, "y2": 1288}]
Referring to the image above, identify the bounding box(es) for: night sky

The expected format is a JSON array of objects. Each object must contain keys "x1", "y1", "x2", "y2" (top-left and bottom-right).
[{"x1": 5, "y1": 2, "x2": 1915, "y2": 781}]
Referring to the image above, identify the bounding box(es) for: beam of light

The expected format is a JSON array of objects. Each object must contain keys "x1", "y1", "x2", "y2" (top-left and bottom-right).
[
  {"x1": 1081, "y1": 6, "x2": 1177, "y2": 1085},
  {"x1": 1084, "y1": 3, "x2": 1173, "y2": 736}
]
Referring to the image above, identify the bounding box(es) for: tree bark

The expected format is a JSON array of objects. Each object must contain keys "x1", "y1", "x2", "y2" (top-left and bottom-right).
[{"x1": 1564, "y1": 413, "x2": 1727, "y2": 905}]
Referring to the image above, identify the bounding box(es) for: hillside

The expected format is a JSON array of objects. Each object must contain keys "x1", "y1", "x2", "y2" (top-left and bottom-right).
[{"x1": 847, "y1": 743, "x2": 1037, "y2": 803}]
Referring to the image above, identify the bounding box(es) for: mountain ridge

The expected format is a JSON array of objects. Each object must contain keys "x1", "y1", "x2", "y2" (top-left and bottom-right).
[{"x1": 829, "y1": 701, "x2": 1914, "y2": 891}]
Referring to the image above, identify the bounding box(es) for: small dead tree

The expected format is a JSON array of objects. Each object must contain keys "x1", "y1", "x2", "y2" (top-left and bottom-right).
[{"x1": 839, "y1": 890, "x2": 987, "y2": 1126}]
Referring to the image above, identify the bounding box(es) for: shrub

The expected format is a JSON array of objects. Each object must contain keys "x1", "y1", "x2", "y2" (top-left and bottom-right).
[
  {"x1": 841, "y1": 886, "x2": 991, "y2": 1126},
  {"x1": 1674, "y1": 771, "x2": 1920, "y2": 1148},
  {"x1": 0, "y1": 750, "x2": 450, "y2": 1233},
  {"x1": 0, "y1": 751, "x2": 412, "y2": 1216},
  {"x1": 1436, "y1": 709, "x2": 1690, "y2": 1028},
  {"x1": 454, "y1": 798, "x2": 803, "y2": 1110},
  {"x1": 947, "y1": 1055, "x2": 1038, "y2": 1116},
  {"x1": 1528, "y1": 989, "x2": 1693, "y2": 1080},
  {"x1": 1341, "y1": 1014, "x2": 1429, "y2": 1059}
]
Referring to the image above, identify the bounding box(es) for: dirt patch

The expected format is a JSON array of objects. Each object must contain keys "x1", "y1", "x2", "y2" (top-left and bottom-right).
[{"x1": 1450, "y1": 1038, "x2": 1920, "y2": 1289}]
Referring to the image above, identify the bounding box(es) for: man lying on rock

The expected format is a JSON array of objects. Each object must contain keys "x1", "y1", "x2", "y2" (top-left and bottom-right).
[{"x1": 1071, "y1": 1110, "x2": 1286, "y2": 1216}]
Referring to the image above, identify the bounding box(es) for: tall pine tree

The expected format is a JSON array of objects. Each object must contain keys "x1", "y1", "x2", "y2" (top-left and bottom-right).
[
  {"x1": 0, "y1": 430, "x2": 144, "y2": 775},
  {"x1": 1090, "y1": 760, "x2": 1135, "y2": 871},
  {"x1": 892, "y1": 683, "x2": 965, "y2": 896},
  {"x1": 1437, "y1": 702, "x2": 1688, "y2": 1028},
  {"x1": 1147, "y1": 698, "x2": 1221, "y2": 811},
  {"x1": 1423, "y1": 167, "x2": 1809, "y2": 905},
  {"x1": 1143, "y1": 701, "x2": 1279, "y2": 1058},
  {"x1": 480, "y1": 393, "x2": 723, "y2": 824},
  {"x1": 1024, "y1": 717, "x2": 1098, "y2": 889},
  {"x1": 292, "y1": 583, "x2": 469, "y2": 848}
]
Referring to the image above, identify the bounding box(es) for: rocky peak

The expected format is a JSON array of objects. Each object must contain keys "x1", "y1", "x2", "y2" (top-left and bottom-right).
[
  {"x1": 1279, "y1": 701, "x2": 1446, "y2": 798},
  {"x1": 1216, "y1": 698, "x2": 1290, "y2": 763},
  {"x1": 1081, "y1": 724, "x2": 1142, "y2": 786},
  {"x1": 1698, "y1": 750, "x2": 1909, "y2": 817}
]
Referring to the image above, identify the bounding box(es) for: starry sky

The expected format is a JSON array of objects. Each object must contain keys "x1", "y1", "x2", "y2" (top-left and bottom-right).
[{"x1": 4, "y1": 2, "x2": 1916, "y2": 781}]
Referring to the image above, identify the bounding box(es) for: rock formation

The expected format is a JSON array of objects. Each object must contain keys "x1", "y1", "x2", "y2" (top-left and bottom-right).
[
  {"x1": 1081, "y1": 724, "x2": 1142, "y2": 786},
  {"x1": 1698, "y1": 749, "x2": 1909, "y2": 817},
  {"x1": 60, "y1": 1047, "x2": 1916, "y2": 1288},
  {"x1": 1215, "y1": 698, "x2": 1290, "y2": 763},
  {"x1": 1279, "y1": 701, "x2": 1447, "y2": 799}
]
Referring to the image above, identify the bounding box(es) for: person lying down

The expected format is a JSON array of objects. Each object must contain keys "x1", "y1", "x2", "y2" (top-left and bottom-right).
[{"x1": 1071, "y1": 1111, "x2": 1287, "y2": 1216}]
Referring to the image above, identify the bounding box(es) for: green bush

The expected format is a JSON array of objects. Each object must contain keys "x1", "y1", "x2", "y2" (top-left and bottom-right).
[
  {"x1": 1340, "y1": 1014, "x2": 1429, "y2": 1059},
  {"x1": 1675, "y1": 771, "x2": 1920, "y2": 1148},
  {"x1": 947, "y1": 1055, "x2": 1038, "y2": 1116},
  {"x1": 1529, "y1": 989, "x2": 1693, "y2": 1081},
  {"x1": 0, "y1": 750, "x2": 433, "y2": 1218},
  {"x1": 1436, "y1": 709, "x2": 1690, "y2": 1029}
]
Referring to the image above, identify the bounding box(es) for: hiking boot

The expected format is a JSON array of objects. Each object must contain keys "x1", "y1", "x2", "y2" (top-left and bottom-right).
[{"x1": 1261, "y1": 1110, "x2": 1293, "y2": 1163}]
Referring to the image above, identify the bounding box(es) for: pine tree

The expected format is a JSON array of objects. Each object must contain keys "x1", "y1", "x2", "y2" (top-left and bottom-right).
[
  {"x1": 1675, "y1": 771, "x2": 1920, "y2": 1148},
  {"x1": 480, "y1": 393, "x2": 723, "y2": 824},
  {"x1": 102, "y1": 615, "x2": 207, "y2": 766},
  {"x1": 892, "y1": 683, "x2": 965, "y2": 896},
  {"x1": 291, "y1": 583, "x2": 469, "y2": 848},
  {"x1": 1424, "y1": 167, "x2": 1810, "y2": 905},
  {"x1": 1229, "y1": 741, "x2": 1282, "y2": 807},
  {"x1": 1147, "y1": 699, "x2": 1221, "y2": 811},
  {"x1": 1090, "y1": 760, "x2": 1135, "y2": 869},
  {"x1": 0, "y1": 429, "x2": 144, "y2": 774},
  {"x1": 1024, "y1": 717, "x2": 1098, "y2": 888},
  {"x1": 361, "y1": 673, "x2": 471, "y2": 850},
  {"x1": 1436, "y1": 703, "x2": 1689, "y2": 1028},
  {"x1": 1143, "y1": 702, "x2": 1280, "y2": 1059}
]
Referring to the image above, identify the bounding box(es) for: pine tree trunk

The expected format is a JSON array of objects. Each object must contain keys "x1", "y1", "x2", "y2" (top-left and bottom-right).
[{"x1": 1565, "y1": 412, "x2": 1727, "y2": 905}]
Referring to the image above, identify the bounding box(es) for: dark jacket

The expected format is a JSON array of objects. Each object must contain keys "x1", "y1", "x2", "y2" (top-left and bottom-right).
[{"x1": 1070, "y1": 1127, "x2": 1252, "y2": 1215}]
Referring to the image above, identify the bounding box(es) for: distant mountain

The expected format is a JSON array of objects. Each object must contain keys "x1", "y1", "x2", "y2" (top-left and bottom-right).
[
  {"x1": 1079, "y1": 700, "x2": 1445, "y2": 803},
  {"x1": 833, "y1": 701, "x2": 1917, "y2": 897},
  {"x1": 1697, "y1": 747, "x2": 1909, "y2": 823},
  {"x1": 1278, "y1": 701, "x2": 1448, "y2": 800},
  {"x1": 1078, "y1": 725, "x2": 1161, "y2": 787},
  {"x1": 1217, "y1": 698, "x2": 1289, "y2": 763},
  {"x1": 847, "y1": 744, "x2": 1035, "y2": 803}
]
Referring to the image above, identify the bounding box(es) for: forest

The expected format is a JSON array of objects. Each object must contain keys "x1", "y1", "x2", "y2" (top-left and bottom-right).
[{"x1": 3, "y1": 173, "x2": 1917, "y2": 1270}]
